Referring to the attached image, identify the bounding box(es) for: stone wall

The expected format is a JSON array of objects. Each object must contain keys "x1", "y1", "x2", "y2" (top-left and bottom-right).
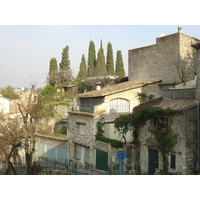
[
  {"x1": 185, "y1": 107, "x2": 198, "y2": 173},
  {"x1": 36, "y1": 135, "x2": 68, "y2": 149},
  {"x1": 137, "y1": 107, "x2": 197, "y2": 175},
  {"x1": 37, "y1": 105, "x2": 69, "y2": 134},
  {"x1": 129, "y1": 31, "x2": 200, "y2": 85},
  {"x1": 194, "y1": 49, "x2": 200, "y2": 100}
]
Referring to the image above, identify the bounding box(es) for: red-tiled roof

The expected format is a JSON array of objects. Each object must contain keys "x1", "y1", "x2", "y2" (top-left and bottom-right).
[
  {"x1": 133, "y1": 98, "x2": 196, "y2": 113},
  {"x1": 78, "y1": 79, "x2": 162, "y2": 98}
]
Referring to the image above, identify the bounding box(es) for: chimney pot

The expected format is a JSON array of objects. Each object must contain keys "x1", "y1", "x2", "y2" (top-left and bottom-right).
[
  {"x1": 96, "y1": 82, "x2": 101, "y2": 90},
  {"x1": 178, "y1": 27, "x2": 183, "y2": 33}
]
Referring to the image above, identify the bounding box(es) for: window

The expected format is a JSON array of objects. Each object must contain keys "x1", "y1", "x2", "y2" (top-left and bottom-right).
[
  {"x1": 77, "y1": 123, "x2": 86, "y2": 135},
  {"x1": 154, "y1": 117, "x2": 168, "y2": 130},
  {"x1": 74, "y1": 144, "x2": 81, "y2": 160},
  {"x1": 110, "y1": 98, "x2": 130, "y2": 113},
  {"x1": 170, "y1": 154, "x2": 176, "y2": 169},
  {"x1": 84, "y1": 147, "x2": 90, "y2": 163}
]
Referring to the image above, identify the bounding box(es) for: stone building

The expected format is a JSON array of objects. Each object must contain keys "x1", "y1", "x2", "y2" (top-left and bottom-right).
[
  {"x1": 129, "y1": 27, "x2": 200, "y2": 86},
  {"x1": 128, "y1": 88, "x2": 197, "y2": 175},
  {"x1": 35, "y1": 105, "x2": 69, "y2": 165},
  {"x1": 36, "y1": 134, "x2": 68, "y2": 164},
  {"x1": 68, "y1": 79, "x2": 162, "y2": 172},
  {"x1": 125, "y1": 28, "x2": 200, "y2": 174}
]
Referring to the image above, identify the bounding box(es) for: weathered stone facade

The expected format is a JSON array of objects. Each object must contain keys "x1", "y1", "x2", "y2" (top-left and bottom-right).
[
  {"x1": 68, "y1": 80, "x2": 162, "y2": 171},
  {"x1": 37, "y1": 105, "x2": 69, "y2": 134},
  {"x1": 36, "y1": 134, "x2": 68, "y2": 164},
  {"x1": 127, "y1": 98, "x2": 198, "y2": 175},
  {"x1": 129, "y1": 29, "x2": 200, "y2": 85}
]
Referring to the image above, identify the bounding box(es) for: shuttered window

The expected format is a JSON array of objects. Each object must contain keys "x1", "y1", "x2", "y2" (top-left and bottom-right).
[
  {"x1": 110, "y1": 98, "x2": 130, "y2": 113},
  {"x1": 84, "y1": 147, "x2": 90, "y2": 163},
  {"x1": 77, "y1": 123, "x2": 86, "y2": 135},
  {"x1": 171, "y1": 154, "x2": 176, "y2": 169},
  {"x1": 74, "y1": 144, "x2": 81, "y2": 160}
]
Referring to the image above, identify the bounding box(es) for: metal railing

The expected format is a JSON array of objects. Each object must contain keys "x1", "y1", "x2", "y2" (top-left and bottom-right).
[{"x1": 0, "y1": 157, "x2": 121, "y2": 175}]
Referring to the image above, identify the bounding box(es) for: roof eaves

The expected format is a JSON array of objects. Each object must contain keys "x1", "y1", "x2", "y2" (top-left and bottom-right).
[{"x1": 78, "y1": 79, "x2": 162, "y2": 99}]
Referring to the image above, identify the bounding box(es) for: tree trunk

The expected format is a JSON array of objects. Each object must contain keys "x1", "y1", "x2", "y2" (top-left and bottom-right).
[
  {"x1": 26, "y1": 152, "x2": 33, "y2": 175},
  {"x1": 9, "y1": 161, "x2": 17, "y2": 175},
  {"x1": 162, "y1": 153, "x2": 169, "y2": 175},
  {"x1": 5, "y1": 158, "x2": 10, "y2": 175}
]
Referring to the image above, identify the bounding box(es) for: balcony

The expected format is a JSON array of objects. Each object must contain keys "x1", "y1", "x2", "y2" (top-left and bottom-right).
[
  {"x1": 70, "y1": 103, "x2": 106, "y2": 115},
  {"x1": 79, "y1": 106, "x2": 94, "y2": 113}
]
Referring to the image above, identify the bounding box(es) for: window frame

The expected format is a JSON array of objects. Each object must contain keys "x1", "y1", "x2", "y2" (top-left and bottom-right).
[
  {"x1": 109, "y1": 98, "x2": 130, "y2": 113},
  {"x1": 170, "y1": 154, "x2": 176, "y2": 169},
  {"x1": 153, "y1": 117, "x2": 168, "y2": 131},
  {"x1": 77, "y1": 122, "x2": 86, "y2": 135},
  {"x1": 74, "y1": 144, "x2": 81, "y2": 160}
]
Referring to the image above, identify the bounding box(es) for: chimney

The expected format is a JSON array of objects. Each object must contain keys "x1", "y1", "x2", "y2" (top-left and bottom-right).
[
  {"x1": 96, "y1": 82, "x2": 101, "y2": 90},
  {"x1": 178, "y1": 27, "x2": 183, "y2": 33}
]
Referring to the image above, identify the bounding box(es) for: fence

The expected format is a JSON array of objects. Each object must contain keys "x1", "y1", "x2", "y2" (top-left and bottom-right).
[{"x1": 0, "y1": 158, "x2": 121, "y2": 175}]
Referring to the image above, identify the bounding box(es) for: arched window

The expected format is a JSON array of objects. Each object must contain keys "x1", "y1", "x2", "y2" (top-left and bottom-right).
[{"x1": 110, "y1": 98, "x2": 130, "y2": 113}]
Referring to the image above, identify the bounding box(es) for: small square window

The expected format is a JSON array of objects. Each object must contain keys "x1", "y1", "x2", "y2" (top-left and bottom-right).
[
  {"x1": 77, "y1": 123, "x2": 86, "y2": 135},
  {"x1": 153, "y1": 117, "x2": 168, "y2": 130}
]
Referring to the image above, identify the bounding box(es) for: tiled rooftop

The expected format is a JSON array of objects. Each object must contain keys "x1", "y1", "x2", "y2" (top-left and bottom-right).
[
  {"x1": 78, "y1": 79, "x2": 162, "y2": 98},
  {"x1": 133, "y1": 98, "x2": 196, "y2": 113}
]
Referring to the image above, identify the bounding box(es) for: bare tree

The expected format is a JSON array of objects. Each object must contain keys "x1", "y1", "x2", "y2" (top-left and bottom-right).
[
  {"x1": 47, "y1": 68, "x2": 73, "y2": 87},
  {"x1": 0, "y1": 113, "x2": 24, "y2": 174},
  {"x1": 17, "y1": 85, "x2": 42, "y2": 174},
  {"x1": 58, "y1": 68, "x2": 73, "y2": 85}
]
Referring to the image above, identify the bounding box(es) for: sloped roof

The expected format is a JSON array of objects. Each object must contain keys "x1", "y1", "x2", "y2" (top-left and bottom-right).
[
  {"x1": 78, "y1": 79, "x2": 162, "y2": 98},
  {"x1": 133, "y1": 98, "x2": 196, "y2": 113}
]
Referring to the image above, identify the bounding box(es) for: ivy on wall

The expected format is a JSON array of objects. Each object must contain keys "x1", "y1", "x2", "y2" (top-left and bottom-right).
[
  {"x1": 96, "y1": 118, "x2": 123, "y2": 149},
  {"x1": 150, "y1": 129, "x2": 177, "y2": 174},
  {"x1": 114, "y1": 106, "x2": 177, "y2": 174}
]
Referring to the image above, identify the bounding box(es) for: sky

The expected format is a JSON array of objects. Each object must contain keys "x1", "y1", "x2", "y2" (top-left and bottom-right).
[{"x1": 1, "y1": 25, "x2": 200, "y2": 89}]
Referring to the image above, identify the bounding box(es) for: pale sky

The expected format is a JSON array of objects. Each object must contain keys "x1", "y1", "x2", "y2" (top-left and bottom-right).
[
  {"x1": 0, "y1": 25, "x2": 200, "y2": 87},
  {"x1": 1, "y1": 25, "x2": 200, "y2": 89},
  {"x1": 0, "y1": 1, "x2": 199, "y2": 89}
]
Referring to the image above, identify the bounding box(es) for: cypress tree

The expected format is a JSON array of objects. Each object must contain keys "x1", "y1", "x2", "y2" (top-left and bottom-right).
[
  {"x1": 59, "y1": 46, "x2": 70, "y2": 70},
  {"x1": 87, "y1": 41, "x2": 96, "y2": 77},
  {"x1": 115, "y1": 50, "x2": 125, "y2": 79},
  {"x1": 48, "y1": 58, "x2": 58, "y2": 86},
  {"x1": 106, "y1": 42, "x2": 114, "y2": 76},
  {"x1": 59, "y1": 46, "x2": 72, "y2": 84},
  {"x1": 96, "y1": 40, "x2": 107, "y2": 76},
  {"x1": 76, "y1": 54, "x2": 87, "y2": 80}
]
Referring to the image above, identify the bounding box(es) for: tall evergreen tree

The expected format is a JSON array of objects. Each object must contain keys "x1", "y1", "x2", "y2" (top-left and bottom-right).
[
  {"x1": 59, "y1": 46, "x2": 73, "y2": 84},
  {"x1": 115, "y1": 50, "x2": 125, "y2": 79},
  {"x1": 48, "y1": 58, "x2": 58, "y2": 86},
  {"x1": 96, "y1": 40, "x2": 107, "y2": 76},
  {"x1": 106, "y1": 42, "x2": 114, "y2": 76},
  {"x1": 59, "y1": 46, "x2": 70, "y2": 70},
  {"x1": 76, "y1": 54, "x2": 87, "y2": 80},
  {"x1": 87, "y1": 41, "x2": 96, "y2": 77}
]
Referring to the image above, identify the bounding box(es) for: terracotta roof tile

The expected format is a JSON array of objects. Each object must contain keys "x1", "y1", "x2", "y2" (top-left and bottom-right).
[
  {"x1": 78, "y1": 79, "x2": 162, "y2": 98},
  {"x1": 133, "y1": 98, "x2": 196, "y2": 113}
]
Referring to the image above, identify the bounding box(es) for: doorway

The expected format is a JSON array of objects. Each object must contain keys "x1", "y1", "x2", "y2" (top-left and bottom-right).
[{"x1": 148, "y1": 148, "x2": 159, "y2": 175}]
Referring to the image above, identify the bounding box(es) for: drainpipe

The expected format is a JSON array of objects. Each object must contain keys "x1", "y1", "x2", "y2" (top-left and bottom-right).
[
  {"x1": 194, "y1": 100, "x2": 200, "y2": 171},
  {"x1": 195, "y1": 72, "x2": 200, "y2": 171}
]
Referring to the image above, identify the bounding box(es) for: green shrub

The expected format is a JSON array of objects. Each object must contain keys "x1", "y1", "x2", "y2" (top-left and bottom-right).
[{"x1": 96, "y1": 135, "x2": 123, "y2": 149}]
